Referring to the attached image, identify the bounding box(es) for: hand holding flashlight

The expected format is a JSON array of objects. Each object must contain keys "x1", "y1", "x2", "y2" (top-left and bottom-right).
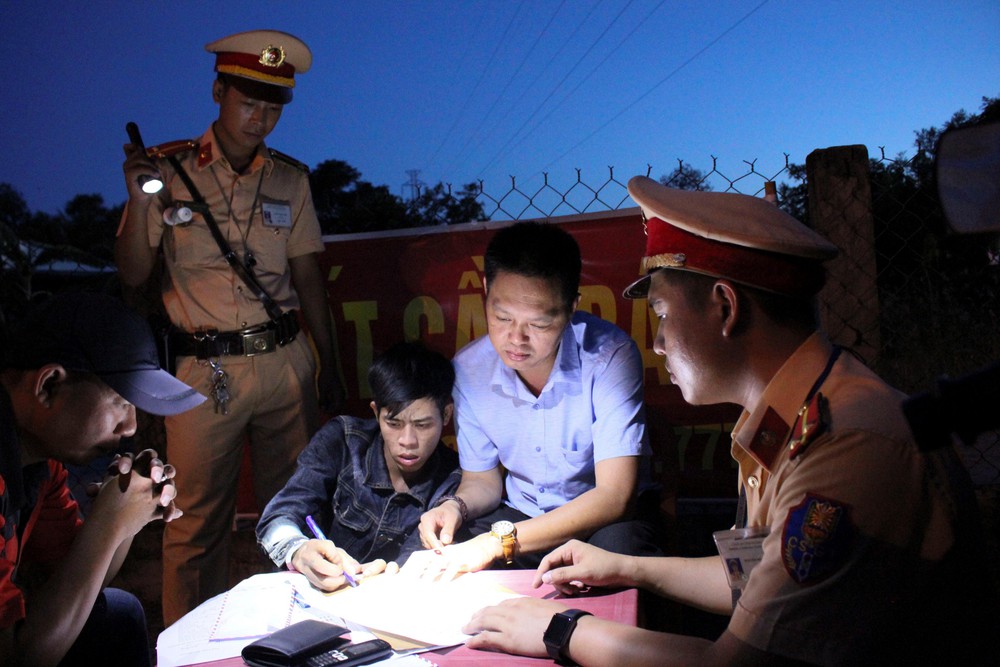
[{"x1": 125, "y1": 122, "x2": 163, "y2": 194}]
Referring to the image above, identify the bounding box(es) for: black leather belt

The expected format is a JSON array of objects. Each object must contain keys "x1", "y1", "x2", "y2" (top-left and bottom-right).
[{"x1": 171, "y1": 311, "x2": 300, "y2": 359}]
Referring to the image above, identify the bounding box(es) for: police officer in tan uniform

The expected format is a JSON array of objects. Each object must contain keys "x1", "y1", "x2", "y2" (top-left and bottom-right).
[
  {"x1": 460, "y1": 177, "x2": 992, "y2": 665},
  {"x1": 116, "y1": 30, "x2": 343, "y2": 625}
]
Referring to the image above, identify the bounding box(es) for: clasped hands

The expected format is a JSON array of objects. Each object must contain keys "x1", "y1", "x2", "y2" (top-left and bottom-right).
[{"x1": 85, "y1": 448, "x2": 181, "y2": 539}]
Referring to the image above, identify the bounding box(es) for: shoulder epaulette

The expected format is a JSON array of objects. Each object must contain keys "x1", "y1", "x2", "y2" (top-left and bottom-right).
[
  {"x1": 268, "y1": 148, "x2": 310, "y2": 173},
  {"x1": 146, "y1": 139, "x2": 198, "y2": 160}
]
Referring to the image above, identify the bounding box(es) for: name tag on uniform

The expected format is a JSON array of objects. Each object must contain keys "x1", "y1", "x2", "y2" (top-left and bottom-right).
[
  {"x1": 713, "y1": 526, "x2": 769, "y2": 590},
  {"x1": 261, "y1": 199, "x2": 292, "y2": 229}
]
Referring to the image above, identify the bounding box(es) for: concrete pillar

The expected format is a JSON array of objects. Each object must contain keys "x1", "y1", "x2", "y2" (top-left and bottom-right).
[{"x1": 806, "y1": 145, "x2": 880, "y2": 365}]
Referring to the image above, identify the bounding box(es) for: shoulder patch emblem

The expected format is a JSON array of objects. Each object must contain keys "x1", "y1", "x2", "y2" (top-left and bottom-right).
[
  {"x1": 268, "y1": 148, "x2": 310, "y2": 173},
  {"x1": 782, "y1": 493, "x2": 854, "y2": 584},
  {"x1": 146, "y1": 139, "x2": 197, "y2": 160}
]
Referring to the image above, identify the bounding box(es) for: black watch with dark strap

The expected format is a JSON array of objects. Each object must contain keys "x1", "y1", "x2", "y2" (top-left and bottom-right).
[{"x1": 543, "y1": 608, "x2": 592, "y2": 665}]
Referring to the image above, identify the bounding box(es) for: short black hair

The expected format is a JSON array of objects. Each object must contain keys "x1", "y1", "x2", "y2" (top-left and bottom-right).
[
  {"x1": 483, "y1": 221, "x2": 581, "y2": 311},
  {"x1": 368, "y1": 341, "x2": 455, "y2": 418},
  {"x1": 666, "y1": 269, "x2": 819, "y2": 332}
]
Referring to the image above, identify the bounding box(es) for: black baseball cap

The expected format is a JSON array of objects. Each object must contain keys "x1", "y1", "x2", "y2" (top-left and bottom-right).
[{"x1": 4, "y1": 292, "x2": 205, "y2": 416}]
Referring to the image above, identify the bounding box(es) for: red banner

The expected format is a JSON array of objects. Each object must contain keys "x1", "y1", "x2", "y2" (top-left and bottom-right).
[{"x1": 318, "y1": 209, "x2": 739, "y2": 498}]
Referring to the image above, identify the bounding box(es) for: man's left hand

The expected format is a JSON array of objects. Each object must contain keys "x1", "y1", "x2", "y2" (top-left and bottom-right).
[
  {"x1": 402, "y1": 533, "x2": 501, "y2": 582},
  {"x1": 464, "y1": 597, "x2": 570, "y2": 657}
]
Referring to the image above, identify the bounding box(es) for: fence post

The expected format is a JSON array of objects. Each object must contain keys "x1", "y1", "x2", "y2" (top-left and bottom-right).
[{"x1": 806, "y1": 145, "x2": 880, "y2": 365}]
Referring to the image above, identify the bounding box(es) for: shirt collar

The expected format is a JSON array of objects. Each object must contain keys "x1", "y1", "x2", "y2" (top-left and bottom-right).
[
  {"x1": 0, "y1": 386, "x2": 26, "y2": 511},
  {"x1": 488, "y1": 314, "x2": 583, "y2": 400},
  {"x1": 196, "y1": 125, "x2": 272, "y2": 175},
  {"x1": 554, "y1": 315, "x2": 585, "y2": 383},
  {"x1": 363, "y1": 436, "x2": 393, "y2": 489},
  {"x1": 732, "y1": 332, "x2": 833, "y2": 469},
  {"x1": 362, "y1": 433, "x2": 449, "y2": 503}
]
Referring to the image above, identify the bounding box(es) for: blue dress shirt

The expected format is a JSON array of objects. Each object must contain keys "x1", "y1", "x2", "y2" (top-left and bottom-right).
[{"x1": 453, "y1": 311, "x2": 650, "y2": 518}]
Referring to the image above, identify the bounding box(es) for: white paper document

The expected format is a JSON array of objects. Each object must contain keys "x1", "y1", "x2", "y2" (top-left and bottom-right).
[
  {"x1": 157, "y1": 570, "x2": 520, "y2": 666},
  {"x1": 209, "y1": 575, "x2": 297, "y2": 640},
  {"x1": 292, "y1": 570, "x2": 522, "y2": 647},
  {"x1": 157, "y1": 572, "x2": 348, "y2": 667}
]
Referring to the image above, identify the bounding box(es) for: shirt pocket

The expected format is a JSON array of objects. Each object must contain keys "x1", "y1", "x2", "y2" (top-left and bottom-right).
[
  {"x1": 332, "y1": 484, "x2": 376, "y2": 534},
  {"x1": 559, "y1": 431, "x2": 595, "y2": 465},
  {"x1": 164, "y1": 219, "x2": 219, "y2": 269},
  {"x1": 250, "y1": 224, "x2": 290, "y2": 276}
]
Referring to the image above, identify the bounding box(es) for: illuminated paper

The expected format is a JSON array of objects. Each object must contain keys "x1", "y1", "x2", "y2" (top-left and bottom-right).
[{"x1": 293, "y1": 570, "x2": 522, "y2": 647}]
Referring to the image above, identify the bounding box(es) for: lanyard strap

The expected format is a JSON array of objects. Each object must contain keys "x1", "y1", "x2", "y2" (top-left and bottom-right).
[
  {"x1": 734, "y1": 345, "x2": 843, "y2": 530},
  {"x1": 166, "y1": 155, "x2": 285, "y2": 323},
  {"x1": 731, "y1": 345, "x2": 843, "y2": 609}
]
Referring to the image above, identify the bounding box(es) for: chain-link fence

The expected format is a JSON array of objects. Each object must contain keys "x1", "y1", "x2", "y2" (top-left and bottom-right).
[
  {"x1": 866, "y1": 149, "x2": 1000, "y2": 486},
  {"x1": 461, "y1": 156, "x2": 791, "y2": 222}
]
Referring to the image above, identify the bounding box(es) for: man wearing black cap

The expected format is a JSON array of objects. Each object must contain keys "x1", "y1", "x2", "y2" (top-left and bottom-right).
[
  {"x1": 460, "y1": 178, "x2": 991, "y2": 665},
  {"x1": 0, "y1": 292, "x2": 204, "y2": 666},
  {"x1": 115, "y1": 29, "x2": 343, "y2": 624}
]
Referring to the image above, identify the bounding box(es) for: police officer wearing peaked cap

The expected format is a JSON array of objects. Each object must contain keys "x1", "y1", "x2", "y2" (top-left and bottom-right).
[
  {"x1": 205, "y1": 29, "x2": 312, "y2": 104},
  {"x1": 621, "y1": 176, "x2": 839, "y2": 300},
  {"x1": 115, "y1": 29, "x2": 344, "y2": 626},
  {"x1": 462, "y1": 177, "x2": 991, "y2": 665}
]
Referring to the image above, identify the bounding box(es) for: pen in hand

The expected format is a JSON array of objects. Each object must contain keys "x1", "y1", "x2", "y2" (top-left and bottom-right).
[{"x1": 305, "y1": 514, "x2": 358, "y2": 587}]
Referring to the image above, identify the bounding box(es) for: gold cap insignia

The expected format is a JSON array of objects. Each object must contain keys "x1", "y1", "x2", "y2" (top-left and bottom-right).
[
  {"x1": 259, "y1": 45, "x2": 286, "y2": 68},
  {"x1": 641, "y1": 253, "x2": 687, "y2": 273}
]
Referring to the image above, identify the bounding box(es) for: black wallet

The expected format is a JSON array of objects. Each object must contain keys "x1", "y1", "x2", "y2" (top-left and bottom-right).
[{"x1": 241, "y1": 619, "x2": 350, "y2": 667}]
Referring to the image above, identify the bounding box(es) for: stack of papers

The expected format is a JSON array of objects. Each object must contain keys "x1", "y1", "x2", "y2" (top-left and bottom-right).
[
  {"x1": 295, "y1": 570, "x2": 522, "y2": 647},
  {"x1": 157, "y1": 570, "x2": 521, "y2": 666}
]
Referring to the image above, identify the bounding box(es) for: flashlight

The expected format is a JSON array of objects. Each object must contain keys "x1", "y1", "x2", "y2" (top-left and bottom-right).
[
  {"x1": 163, "y1": 205, "x2": 193, "y2": 226},
  {"x1": 126, "y1": 122, "x2": 164, "y2": 194}
]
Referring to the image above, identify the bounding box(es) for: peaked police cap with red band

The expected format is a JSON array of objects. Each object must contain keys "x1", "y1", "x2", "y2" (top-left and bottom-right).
[
  {"x1": 622, "y1": 176, "x2": 839, "y2": 299},
  {"x1": 205, "y1": 30, "x2": 312, "y2": 104}
]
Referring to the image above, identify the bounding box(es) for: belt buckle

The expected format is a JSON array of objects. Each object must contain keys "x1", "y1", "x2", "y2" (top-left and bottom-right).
[{"x1": 241, "y1": 329, "x2": 276, "y2": 356}]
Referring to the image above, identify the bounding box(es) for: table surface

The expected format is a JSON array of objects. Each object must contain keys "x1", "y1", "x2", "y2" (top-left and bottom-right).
[{"x1": 169, "y1": 569, "x2": 638, "y2": 666}]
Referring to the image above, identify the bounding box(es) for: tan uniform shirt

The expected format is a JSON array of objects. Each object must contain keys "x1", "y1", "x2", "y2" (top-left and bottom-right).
[
  {"x1": 144, "y1": 125, "x2": 324, "y2": 332},
  {"x1": 727, "y1": 333, "x2": 986, "y2": 664}
]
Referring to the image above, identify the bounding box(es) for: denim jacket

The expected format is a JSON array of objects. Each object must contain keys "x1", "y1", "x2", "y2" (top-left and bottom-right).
[{"x1": 257, "y1": 415, "x2": 460, "y2": 567}]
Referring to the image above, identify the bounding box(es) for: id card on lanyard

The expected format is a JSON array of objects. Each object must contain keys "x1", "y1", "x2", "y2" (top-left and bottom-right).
[{"x1": 713, "y1": 526, "x2": 769, "y2": 591}]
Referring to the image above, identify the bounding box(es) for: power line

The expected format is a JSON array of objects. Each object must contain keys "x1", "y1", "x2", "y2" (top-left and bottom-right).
[
  {"x1": 423, "y1": 1, "x2": 527, "y2": 174},
  {"x1": 539, "y1": 0, "x2": 773, "y2": 174},
  {"x1": 470, "y1": 0, "x2": 606, "y2": 167},
  {"x1": 448, "y1": 0, "x2": 569, "y2": 170},
  {"x1": 473, "y1": 0, "x2": 639, "y2": 177}
]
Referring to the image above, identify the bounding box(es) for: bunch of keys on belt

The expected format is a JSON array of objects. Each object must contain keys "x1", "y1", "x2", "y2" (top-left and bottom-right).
[{"x1": 208, "y1": 359, "x2": 231, "y2": 414}]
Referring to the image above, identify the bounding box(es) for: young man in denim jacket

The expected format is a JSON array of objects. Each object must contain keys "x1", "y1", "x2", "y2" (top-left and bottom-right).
[{"x1": 256, "y1": 341, "x2": 460, "y2": 591}]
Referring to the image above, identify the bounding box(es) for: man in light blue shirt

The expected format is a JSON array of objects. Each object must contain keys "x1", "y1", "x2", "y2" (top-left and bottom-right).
[{"x1": 413, "y1": 221, "x2": 662, "y2": 575}]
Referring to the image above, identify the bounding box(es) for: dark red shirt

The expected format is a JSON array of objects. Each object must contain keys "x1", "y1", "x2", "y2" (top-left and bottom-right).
[{"x1": 1, "y1": 387, "x2": 82, "y2": 628}]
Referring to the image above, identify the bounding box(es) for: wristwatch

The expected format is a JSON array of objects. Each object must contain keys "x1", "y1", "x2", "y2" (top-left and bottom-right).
[
  {"x1": 543, "y1": 609, "x2": 592, "y2": 665},
  {"x1": 489, "y1": 520, "x2": 517, "y2": 565}
]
